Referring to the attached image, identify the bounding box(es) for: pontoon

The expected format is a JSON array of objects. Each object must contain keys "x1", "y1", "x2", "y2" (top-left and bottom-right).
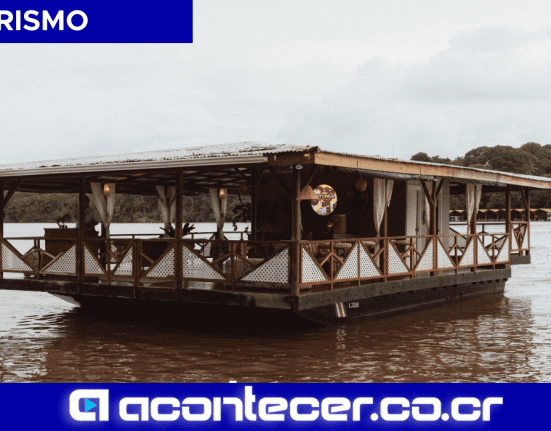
[{"x1": 0, "y1": 143, "x2": 544, "y2": 324}]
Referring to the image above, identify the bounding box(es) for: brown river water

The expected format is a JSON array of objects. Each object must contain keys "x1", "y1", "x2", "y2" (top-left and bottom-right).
[{"x1": 1, "y1": 223, "x2": 550, "y2": 383}]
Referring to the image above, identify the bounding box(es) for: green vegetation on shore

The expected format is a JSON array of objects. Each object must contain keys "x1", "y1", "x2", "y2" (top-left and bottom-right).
[
  {"x1": 3, "y1": 192, "x2": 249, "y2": 224},
  {"x1": 412, "y1": 142, "x2": 551, "y2": 209}
]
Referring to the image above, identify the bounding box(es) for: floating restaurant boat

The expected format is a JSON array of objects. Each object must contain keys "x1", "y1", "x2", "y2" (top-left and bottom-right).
[{"x1": 0, "y1": 142, "x2": 545, "y2": 324}]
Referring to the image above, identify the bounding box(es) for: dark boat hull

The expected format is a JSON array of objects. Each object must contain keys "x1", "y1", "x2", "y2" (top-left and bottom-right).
[{"x1": 49, "y1": 276, "x2": 507, "y2": 326}]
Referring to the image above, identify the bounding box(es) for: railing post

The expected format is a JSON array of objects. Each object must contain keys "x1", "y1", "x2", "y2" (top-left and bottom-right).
[
  {"x1": 330, "y1": 241, "x2": 334, "y2": 290},
  {"x1": 525, "y1": 188, "x2": 530, "y2": 256},
  {"x1": 0, "y1": 179, "x2": 3, "y2": 280},
  {"x1": 506, "y1": 186, "x2": 511, "y2": 262},
  {"x1": 383, "y1": 237, "x2": 388, "y2": 281},
  {"x1": 291, "y1": 166, "x2": 301, "y2": 296},
  {"x1": 77, "y1": 177, "x2": 86, "y2": 294},
  {"x1": 35, "y1": 238, "x2": 41, "y2": 279},
  {"x1": 357, "y1": 240, "x2": 361, "y2": 285},
  {"x1": 473, "y1": 232, "x2": 478, "y2": 272},
  {"x1": 175, "y1": 170, "x2": 183, "y2": 291},
  {"x1": 231, "y1": 244, "x2": 236, "y2": 291},
  {"x1": 410, "y1": 237, "x2": 414, "y2": 279},
  {"x1": 133, "y1": 239, "x2": 140, "y2": 298},
  {"x1": 106, "y1": 235, "x2": 112, "y2": 285}
]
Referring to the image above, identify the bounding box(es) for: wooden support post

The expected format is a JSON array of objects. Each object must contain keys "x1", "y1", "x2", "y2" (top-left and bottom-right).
[
  {"x1": 101, "y1": 222, "x2": 110, "y2": 284},
  {"x1": 524, "y1": 188, "x2": 531, "y2": 255},
  {"x1": 251, "y1": 169, "x2": 258, "y2": 241},
  {"x1": 133, "y1": 238, "x2": 140, "y2": 298},
  {"x1": 431, "y1": 182, "x2": 437, "y2": 275},
  {"x1": 421, "y1": 180, "x2": 437, "y2": 276},
  {"x1": 77, "y1": 178, "x2": 86, "y2": 294},
  {"x1": 175, "y1": 170, "x2": 183, "y2": 290},
  {"x1": 2, "y1": 180, "x2": 21, "y2": 209},
  {"x1": 0, "y1": 179, "x2": 3, "y2": 280},
  {"x1": 383, "y1": 200, "x2": 388, "y2": 280},
  {"x1": 469, "y1": 186, "x2": 478, "y2": 271},
  {"x1": 506, "y1": 186, "x2": 511, "y2": 261},
  {"x1": 291, "y1": 167, "x2": 301, "y2": 296}
]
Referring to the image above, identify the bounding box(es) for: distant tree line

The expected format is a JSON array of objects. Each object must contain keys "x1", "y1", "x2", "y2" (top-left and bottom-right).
[
  {"x1": 4, "y1": 142, "x2": 549, "y2": 222},
  {"x1": 3, "y1": 191, "x2": 250, "y2": 224},
  {"x1": 411, "y1": 142, "x2": 551, "y2": 209}
]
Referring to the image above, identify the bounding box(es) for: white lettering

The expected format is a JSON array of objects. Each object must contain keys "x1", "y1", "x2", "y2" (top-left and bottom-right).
[
  {"x1": 223, "y1": 397, "x2": 244, "y2": 421},
  {"x1": 244, "y1": 386, "x2": 257, "y2": 421},
  {"x1": 451, "y1": 397, "x2": 481, "y2": 421},
  {"x1": 213, "y1": 397, "x2": 222, "y2": 421},
  {"x1": 482, "y1": 397, "x2": 503, "y2": 421},
  {"x1": 182, "y1": 397, "x2": 212, "y2": 421},
  {"x1": 258, "y1": 397, "x2": 288, "y2": 421},
  {"x1": 0, "y1": 11, "x2": 13, "y2": 30},
  {"x1": 411, "y1": 397, "x2": 441, "y2": 421},
  {"x1": 120, "y1": 398, "x2": 149, "y2": 421},
  {"x1": 289, "y1": 398, "x2": 319, "y2": 421},
  {"x1": 352, "y1": 397, "x2": 373, "y2": 421},
  {"x1": 380, "y1": 397, "x2": 410, "y2": 421},
  {"x1": 321, "y1": 397, "x2": 350, "y2": 421},
  {"x1": 42, "y1": 10, "x2": 64, "y2": 30},
  {"x1": 151, "y1": 398, "x2": 180, "y2": 421},
  {"x1": 23, "y1": 11, "x2": 39, "y2": 31},
  {"x1": 67, "y1": 10, "x2": 87, "y2": 31}
]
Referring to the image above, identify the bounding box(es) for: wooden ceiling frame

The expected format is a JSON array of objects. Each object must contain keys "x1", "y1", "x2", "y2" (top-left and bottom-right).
[{"x1": 3, "y1": 165, "x2": 255, "y2": 196}]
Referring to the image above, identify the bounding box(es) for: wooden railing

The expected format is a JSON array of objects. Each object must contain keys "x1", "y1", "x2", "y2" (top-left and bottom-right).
[
  {"x1": 297, "y1": 233, "x2": 511, "y2": 291},
  {"x1": 0, "y1": 232, "x2": 511, "y2": 295},
  {"x1": 510, "y1": 222, "x2": 529, "y2": 255}
]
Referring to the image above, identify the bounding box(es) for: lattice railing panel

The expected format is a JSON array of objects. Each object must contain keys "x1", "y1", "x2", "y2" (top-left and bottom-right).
[
  {"x1": 227, "y1": 257, "x2": 255, "y2": 280},
  {"x1": 437, "y1": 239, "x2": 455, "y2": 269},
  {"x1": 335, "y1": 244, "x2": 359, "y2": 280},
  {"x1": 84, "y1": 246, "x2": 105, "y2": 275},
  {"x1": 144, "y1": 248, "x2": 175, "y2": 278},
  {"x1": 359, "y1": 245, "x2": 382, "y2": 278},
  {"x1": 44, "y1": 245, "x2": 76, "y2": 274},
  {"x1": 301, "y1": 249, "x2": 327, "y2": 283},
  {"x1": 477, "y1": 238, "x2": 493, "y2": 265},
  {"x1": 114, "y1": 247, "x2": 134, "y2": 276},
  {"x1": 495, "y1": 237, "x2": 509, "y2": 263},
  {"x1": 388, "y1": 243, "x2": 409, "y2": 274},
  {"x1": 511, "y1": 223, "x2": 527, "y2": 250},
  {"x1": 241, "y1": 249, "x2": 289, "y2": 283},
  {"x1": 459, "y1": 239, "x2": 475, "y2": 266},
  {"x1": 1, "y1": 243, "x2": 33, "y2": 272},
  {"x1": 182, "y1": 246, "x2": 225, "y2": 280},
  {"x1": 415, "y1": 240, "x2": 434, "y2": 272}
]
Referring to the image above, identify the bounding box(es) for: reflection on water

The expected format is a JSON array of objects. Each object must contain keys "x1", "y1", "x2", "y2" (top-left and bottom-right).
[
  {"x1": 1, "y1": 223, "x2": 551, "y2": 382},
  {"x1": 0, "y1": 292, "x2": 545, "y2": 383}
]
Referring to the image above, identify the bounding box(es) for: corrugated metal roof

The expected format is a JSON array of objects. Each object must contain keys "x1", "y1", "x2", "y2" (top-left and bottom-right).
[
  {"x1": 1, "y1": 141, "x2": 551, "y2": 189},
  {"x1": 314, "y1": 148, "x2": 551, "y2": 185},
  {"x1": 0, "y1": 142, "x2": 309, "y2": 175}
]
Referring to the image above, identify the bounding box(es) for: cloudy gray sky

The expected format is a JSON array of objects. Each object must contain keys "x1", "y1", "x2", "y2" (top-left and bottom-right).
[{"x1": 1, "y1": 0, "x2": 550, "y2": 164}]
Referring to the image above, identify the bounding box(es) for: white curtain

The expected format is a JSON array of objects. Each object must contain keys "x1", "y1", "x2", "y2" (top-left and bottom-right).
[
  {"x1": 167, "y1": 186, "x2": 176, "y2": 225},
  {"x1": 90, "y1": 182, "x2": 116, "y2": 234},
  {"x1": 373, "y1": 179, "x2": 394, "y2": 235},
  {"x1": 155, "y1": 185, "x2": 176, "y2": 228},
  {"x1": 425, "y1": 195, "x2": 431, "y2": 230},
  {"x1": 466, "y1": 184, "x2": 482, "y2": 233},
  {"x1": 209, "y1": 188, "x2": 227, "y2": 239}
]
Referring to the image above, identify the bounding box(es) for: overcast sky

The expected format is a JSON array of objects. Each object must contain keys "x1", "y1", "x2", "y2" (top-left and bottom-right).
[{"x1": 1, "y1": 0, "x2": 550, "y2": 164}]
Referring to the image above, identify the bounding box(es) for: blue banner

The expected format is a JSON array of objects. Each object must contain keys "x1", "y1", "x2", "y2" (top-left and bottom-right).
[
  {"x1": 0, "y1": 383, "x2": 548, "y2": 429},
  {"x1": 0, "y1": 1, "x2": 193, "y2": 43}
]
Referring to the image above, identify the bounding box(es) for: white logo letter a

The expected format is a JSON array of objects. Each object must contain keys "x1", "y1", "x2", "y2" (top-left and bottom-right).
[{"x1": 69, "y1": 390, "x2": 109, "y2": 421}]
